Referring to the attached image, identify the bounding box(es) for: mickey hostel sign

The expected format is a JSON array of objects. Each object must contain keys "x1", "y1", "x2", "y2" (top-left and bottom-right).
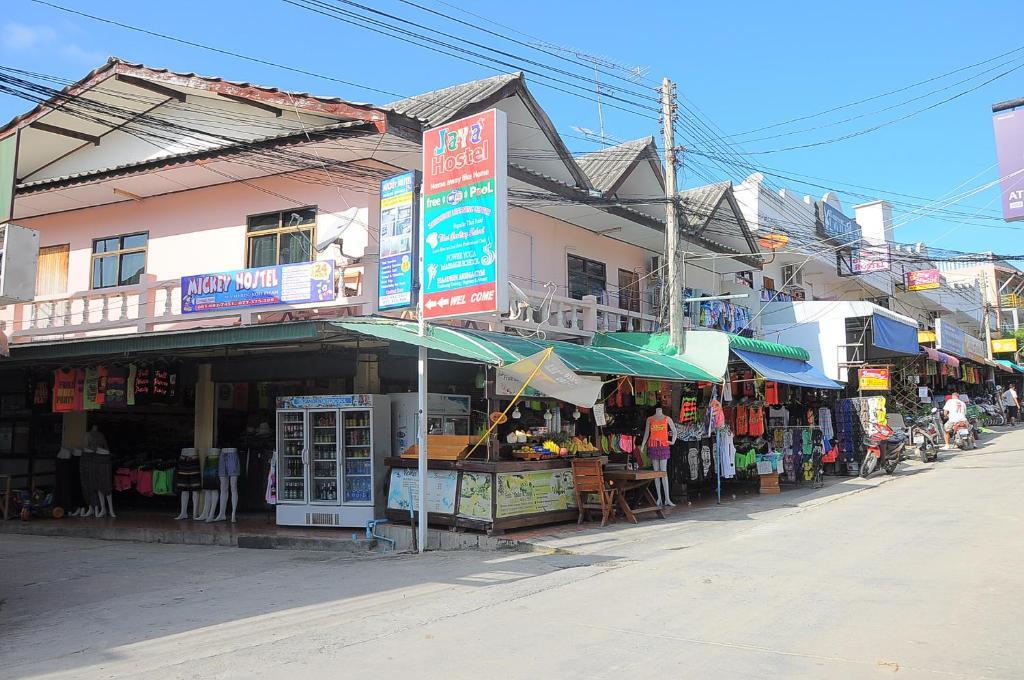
[{"x1": 420, "y1": 109, "x2": 508, "y2": 319}]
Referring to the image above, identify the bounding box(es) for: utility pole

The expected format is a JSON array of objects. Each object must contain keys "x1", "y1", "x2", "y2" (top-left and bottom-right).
[
  {"x1": 981, "y1": 275, "x2": 994, "y2": 360},
  {"x1": 661, "y1": 77, "x2": 684, "y2": 351}
]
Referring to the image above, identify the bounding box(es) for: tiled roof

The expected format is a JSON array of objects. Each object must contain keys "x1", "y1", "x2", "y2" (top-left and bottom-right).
[
  {"x1": 575, "y1": 137, "x2": 657, "y2": 193},
  {"x1": 384, "y1": 72, "x2": 522, "y2": 126},
  {"x1": 678, "y1": 181, "x2": 732, "y2": 232}
]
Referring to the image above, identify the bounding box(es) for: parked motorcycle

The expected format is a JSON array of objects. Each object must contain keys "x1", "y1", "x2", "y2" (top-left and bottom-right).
[
  {"x1": 860, "y1": 424, "x2": 908, "y2": 477},
  {"x1": 907, "y1": 408, "x2": 942, "y2": 463}
]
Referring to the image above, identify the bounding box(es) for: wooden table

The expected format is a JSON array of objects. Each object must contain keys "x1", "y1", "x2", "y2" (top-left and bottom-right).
[{"x1": 604, "y1": 469, "x2": 667, "y2": 523}]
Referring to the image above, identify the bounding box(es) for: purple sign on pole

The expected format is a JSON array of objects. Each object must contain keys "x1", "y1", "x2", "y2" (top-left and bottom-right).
[{"x1": 993, "y1": 109, "x2": 1024, "y2": 222}]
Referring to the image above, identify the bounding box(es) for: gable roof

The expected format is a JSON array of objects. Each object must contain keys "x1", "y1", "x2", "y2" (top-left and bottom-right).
[
  {"x1": 576, "y1": 136, "x2": 663, "y2": 194},
  {"x1": 678, "y1": 181, "x2": 763, "y2": 263},
  {"x1": 385, "y1": 72, "x2": 522, "y2": 127}
]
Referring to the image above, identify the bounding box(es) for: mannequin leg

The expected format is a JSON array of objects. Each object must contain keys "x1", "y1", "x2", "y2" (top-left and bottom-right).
[
  {"x1": 204, "y1": 490, "x2": 220, "y2": 523},
  {"x1": 82, "y1": 504, "x2": 94, "y2": 518},
  {"x1": 229, "y1": 476, "x2": 239, "y2": 522},
  {"x1": 175, "y1": 491, "x2": 190, "y2": 520},
  {"x1": 214, "y1": 477, "x2": 229, "y2": 521},
  {"x1": 654, "y1": 459, "x2": 674, "y2": 506},
  {"x1": 105, "y1": 494, "x2": 116, "y2": 518},
  {"x1": 659, "y1": 462, "x2": 675, "y2": 507},
  {"x1": 652, "y1": 459, "x2": 664, "y2": 505},
  {"x1": 95, "y1": 492, "x2": 107, "y2": 518}
]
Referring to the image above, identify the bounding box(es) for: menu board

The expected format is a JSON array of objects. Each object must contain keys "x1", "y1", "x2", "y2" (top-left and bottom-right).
[
  {"x1": 386, "y1": 468, "x2": 458, "y2": 515},
  {"x1": 457, "y1": 471, "x2": 493, "y2": 521},
  {"x1": 495, "y1": 469, "x2": 576, "y2": 519}
]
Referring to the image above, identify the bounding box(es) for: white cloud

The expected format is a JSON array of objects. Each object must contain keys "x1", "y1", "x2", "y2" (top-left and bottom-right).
[
  {"x1": 3, "y1": 23, "x2": 58, "y2": 50},
  {"x1": 2, "y1": 22, "x2": 103, "y2": 65}
]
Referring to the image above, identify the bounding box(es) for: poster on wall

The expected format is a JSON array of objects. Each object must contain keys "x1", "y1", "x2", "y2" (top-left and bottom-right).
[
  {"x1": 495, "y1": 469, "x2": 576, "y2": 519},
  {"x1": 992, "y1": 108, "x2": 1024, "y2": 222},
  {"x1": 457, "y1": 471, "x2": 493, "y2": 521},
  {"x1": 906, "y1": 269, "x2": 941, "y2": 291},
  {"x1": 377, "y1": 171, "x2": 419, "y2": 311},
  {"x1": 858, "y1": 368, "x2": 891, "y2": 391},
  {"x1": 181, "y1": 260, "x2": 335, "y2": 314},
  {"x1": 420, "y1": 108, "x2": 508, "y2": 319},
  {"x1": 386, "y1": 468, "x2": 458, "y2": 515}
]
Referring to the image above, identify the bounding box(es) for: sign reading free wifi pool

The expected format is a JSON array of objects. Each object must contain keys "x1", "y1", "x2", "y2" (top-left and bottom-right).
[{"x1": 420, "y1": 108, "x2": 508, "y2": 319}]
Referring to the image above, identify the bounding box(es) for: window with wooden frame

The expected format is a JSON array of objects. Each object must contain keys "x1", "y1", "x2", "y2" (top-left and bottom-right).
[
  {"x1": 91, "y1": 232, "x2": 148, "y2": 289},
  {"x1": 567, "y1": 254, "x2": 607, "y2": 302},
  {"x1": 617, "y1": 269, "x2": 641, "y2": 313},
  {"x1": 36, "y1": 244, "x2": 69, "y2": 296},
  {"x1": 246, "y1": 207, "x2": 317, "y2": 268}
]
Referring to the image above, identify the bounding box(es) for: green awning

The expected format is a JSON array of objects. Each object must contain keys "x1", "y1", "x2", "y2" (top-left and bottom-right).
[
  {"x1": 334, "y1": 319, "x2": 718, "y2": 382},
  {"x1": 5, "y1": 321, "x2": 322, "y2": 362},
  {"x1": 996, "y1": 359, "x2": 1024, "y2": 374},
  {"x1": 728, "y1": 334, "x2": 810, "y2": 361}
]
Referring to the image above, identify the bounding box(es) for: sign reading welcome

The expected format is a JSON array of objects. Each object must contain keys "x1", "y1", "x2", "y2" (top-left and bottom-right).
[{"x1": 181, "y1": 260, "x2": 335, "y2": 314}]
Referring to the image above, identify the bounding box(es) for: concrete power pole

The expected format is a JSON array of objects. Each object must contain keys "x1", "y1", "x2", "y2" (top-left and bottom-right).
[
  {"x1": 661, "y1": 78, "x2": 684, "y2": 351},
  {"x1": 981, "y1": 275, "x2": 994, "y2": 360}
]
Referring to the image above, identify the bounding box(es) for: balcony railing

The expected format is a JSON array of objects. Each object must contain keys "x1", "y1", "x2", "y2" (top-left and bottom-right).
[
  {"x1": 0, "y1": 265, "x2": 368, "y2": 342},
  {"x1": 504, "y1": 284, "x2": 659, "y2": 337}
]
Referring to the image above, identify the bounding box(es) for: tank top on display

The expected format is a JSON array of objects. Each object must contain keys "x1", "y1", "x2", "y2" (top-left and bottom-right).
[{"x1": 649, "y1": 417, "x2": 670, "y2": 447}]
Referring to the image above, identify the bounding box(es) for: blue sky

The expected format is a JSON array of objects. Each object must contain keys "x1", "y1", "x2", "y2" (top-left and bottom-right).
[{"x1": 2, "y1": 0, "x2": 1022, "y2": 254}]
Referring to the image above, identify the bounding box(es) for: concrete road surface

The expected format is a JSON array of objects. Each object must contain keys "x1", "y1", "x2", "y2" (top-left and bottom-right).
[{"x1": 3, "y1": 429, "x2": 1023, "y2": 679}]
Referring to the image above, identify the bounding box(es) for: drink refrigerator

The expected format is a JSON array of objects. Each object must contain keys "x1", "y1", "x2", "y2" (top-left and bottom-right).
[
  {"x1": 275, "y1": 394, "x2": 391, "y2": 528},
  {"x1": 389, "y1": 393, "x2": 471, "y2": 456}
]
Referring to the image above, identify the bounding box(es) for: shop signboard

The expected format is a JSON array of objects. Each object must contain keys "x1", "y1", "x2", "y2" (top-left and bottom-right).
[
  {"x1": 906, "y1": 268, "x2": 941, "y2": 291},
  {"x1": 992, "y1": 108, "x2": 1024, "y2": 222},
  {"x1": 816, "y1": 201, "x2": 860, "y2": 245},
  {"x1": 858, "y1": 367, "x2": 891, "y2": 391},
  {"x1": 849, "y1": 245, "x2": 890, "y2": 274},
  {"x1": 964, "y1": 334, "x2": 987, "y2": 364},
  {"x1": 181, "y1": 260, "x2": 335, "y2": 314},
  {"x1": 495, "y1": 469, "x2": 576, "y2": 518},
  {"x1": 457, "y1": 471, "x2": 493, "y2": 521},
  {"x1": 935, "y1": 319, "x2": 966, "y2": 358},
  {"x1": 377, "y1": 170, "x2": 419, "y2": 311},
  {"x1": 992, "y1": 337, "x2": 1018, "y2": 354},
  {"x1": 276, "y1": 394, "x2": 373, "y2": 409},
  {"x1": 420, "y1": 108, "x2": 508, "y2": 319},
  {"x1": 386, "y1": 468, "x2": 458, "y2": 515}
]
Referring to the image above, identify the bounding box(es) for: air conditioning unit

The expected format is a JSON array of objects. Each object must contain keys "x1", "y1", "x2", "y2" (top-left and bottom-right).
[
  {"x1": 781, "y1": 264, "x2": 803, "y2": 286},
  {"x1": 0, "y1": 223, "x2": 40, "y2": 304}
]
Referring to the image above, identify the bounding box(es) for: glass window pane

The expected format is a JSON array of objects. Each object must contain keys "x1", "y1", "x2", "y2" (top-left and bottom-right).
[
  {"x1": 93, "y1": 255, "x2": 118, "y2": 288},
  {"x1": 248, "y1": 234, "x2": 277, "y2": 268},
  {"x1": 279, "y1": 229, "x2": 311, "y2": 264},
  {"x1": 247, "y1": 212, "x2": 280, "y2": 233},
  {"x1": 118, "y1": 252, "x2": 146, "y2": 286},
  {"x1": 283, "y1": 208, "x2": 316, "y2": 228},
  {"x1": 121, "y1": 233, "x2": 148, "y2": 250},
  {"x1": 93, "y1": 237, "x2": 118, "y2": 254}
]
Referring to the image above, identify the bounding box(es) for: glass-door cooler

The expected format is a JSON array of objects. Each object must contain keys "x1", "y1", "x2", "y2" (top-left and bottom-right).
[{"x1": 274, "y1": 394, "x2": 391, "y2": 528}]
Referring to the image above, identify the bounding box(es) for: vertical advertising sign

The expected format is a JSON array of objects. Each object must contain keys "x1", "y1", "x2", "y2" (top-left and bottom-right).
[
  {"x1": 993, "y1": 109, "x2": 1024, "y2": 222},
  {"x1": 420, "y1": 108, "x2": 508, "y2": 319},
  {"x1": 377, "y1": 170, "x2": 419, "y2": 311}
]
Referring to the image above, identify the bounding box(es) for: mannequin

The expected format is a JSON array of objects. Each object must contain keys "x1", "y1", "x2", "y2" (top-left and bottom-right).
[
  {"x1": 55, "y1": 447, "x2": 86, "y2": 517},
  {"x1": 83, "y1": 426, "x2": 115, "y2": 518},
  {"x1": 174, "y1": 448, "x2": 201, "y2": 520},
  {"x1": 197, "y1": 448, "x2": 220, "y2": 521},
  {"x1": 640, "y1": 407, "x2": 678, "y2": 507},
  {"x1": 214, "y1": 447, "x2": 240, "y2": 523}
]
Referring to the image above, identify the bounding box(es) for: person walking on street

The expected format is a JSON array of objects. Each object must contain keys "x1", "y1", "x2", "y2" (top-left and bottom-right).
[
  {"x1": 942, "y1": 392, "x2": 968, "y2": 449},
  {"x1": 1002, "y1": 385, "x2": 1020, "y2": 426}
]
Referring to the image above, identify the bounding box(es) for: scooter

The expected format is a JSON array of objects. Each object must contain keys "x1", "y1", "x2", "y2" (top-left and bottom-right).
[
  {"x1": 951, "y1": 419, "x2": 976, "y2": 450},
  {"x1": 908, "y1": 408, "x2": 942, "y2": 463},
  {"x1": 860, "y1": 424, "x2": 908, "y2": 477}
]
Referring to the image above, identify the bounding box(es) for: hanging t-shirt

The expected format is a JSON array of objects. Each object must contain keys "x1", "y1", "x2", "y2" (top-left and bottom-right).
[
  {"x1": 768, "y1": 406, "x2": 790, "y2": 429},
  {"x1": 735, "y1": 405, "x2": 749, "y2": 436},
  {"x1": 133, "y1": 366, "x2": 153, "y2": 406},
  {"x1": 83, "y1": 367, "x2": 101, "y2": 410},
  {"x1": 748, "y1": 406, "x2": 765, "y2": 437},
  {"x1": 718, "y1": 430, "x2": 736, "y2": 479},
  {"x1": 32, "y1": 378, "x2": 51, "y2": 413},
  {"x1": 127, "y1": 364, "x2": 138, "y2": 406},
  {"x1": 52, "y1": 369, "x2": 77, "y2": 413},
  {"x1": 765, "y1": 382, "x2": 780, "y2": 406},
  {"x1": 72, "y1": 368, "x2": 85, "y2": 411},
  {"x1": 105, "y1": 367, "x2": 129, "y2": 408},
  {"x1": 743, "y1": 371, "x2": 755, "y2": 397}
]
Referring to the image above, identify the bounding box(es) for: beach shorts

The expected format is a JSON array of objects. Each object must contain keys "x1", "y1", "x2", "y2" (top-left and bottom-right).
[{"x1": 218, "y1": 448, "x2": 241, "y2": 477}]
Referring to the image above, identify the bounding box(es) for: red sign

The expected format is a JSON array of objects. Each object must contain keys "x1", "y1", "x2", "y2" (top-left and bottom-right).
[
  {"x1": 906, "y1": 269, "x2": 941, "y2": 292},
  {"x1": 420, "y1": 109, "x2": 507, "y2": 320}
]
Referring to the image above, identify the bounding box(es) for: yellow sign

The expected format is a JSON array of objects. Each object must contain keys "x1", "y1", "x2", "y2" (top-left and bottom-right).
[
  {"x1": 918, "y1": 330, "x2": 936, "y2": 343},
  {"x1": 858, "y1": 368, "x2": 891, "y2": 391},
  {"x1": 992, "y1": 338, "x2": 1018, "y2": 353}
]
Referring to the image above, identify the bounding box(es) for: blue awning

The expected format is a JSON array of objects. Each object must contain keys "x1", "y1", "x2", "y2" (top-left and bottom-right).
[
  {"x1": 732, "y1": 349, "x2": 844, "y2": 390},
  {"x1": 872, "y1": 312, "x2": 918, "y2": 355}
]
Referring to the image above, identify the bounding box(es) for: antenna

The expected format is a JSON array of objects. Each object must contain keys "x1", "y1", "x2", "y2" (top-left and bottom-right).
[{"x1": 539, "y1": 41, "x2": 648, "y2": 146}]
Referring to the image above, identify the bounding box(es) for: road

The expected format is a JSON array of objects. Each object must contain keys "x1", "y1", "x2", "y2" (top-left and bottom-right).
[{"x1": 3, "y1": 429, "x2": 1023, "y2": 680}]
